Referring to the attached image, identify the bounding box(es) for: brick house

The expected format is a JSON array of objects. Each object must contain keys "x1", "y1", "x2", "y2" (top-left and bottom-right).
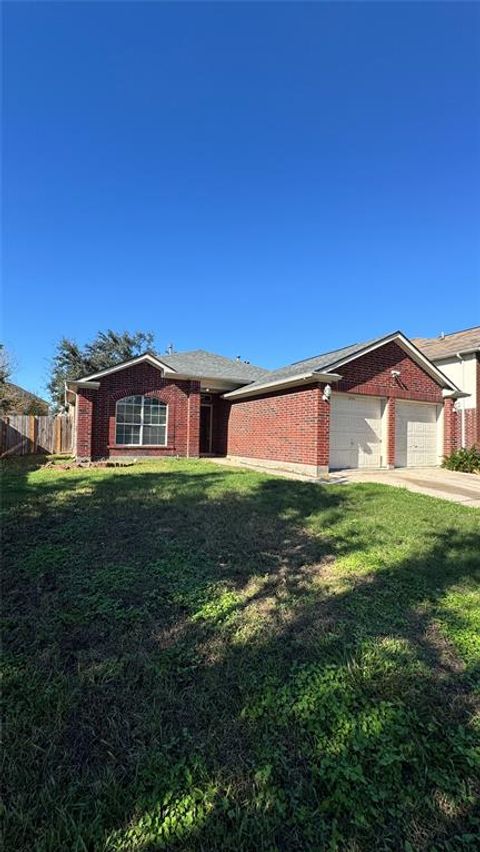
[
  {"x1": 66, "y1": 331, "x2": 466, "y2": 477},
  {"x1": 413, "y1": 326, "x2": 480, "y2": 450}
]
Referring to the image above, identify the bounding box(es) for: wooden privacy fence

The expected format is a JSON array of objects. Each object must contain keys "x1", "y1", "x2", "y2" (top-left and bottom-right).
[{"x1": 0, "y1": 413, "x2": 74, "y2": 457}]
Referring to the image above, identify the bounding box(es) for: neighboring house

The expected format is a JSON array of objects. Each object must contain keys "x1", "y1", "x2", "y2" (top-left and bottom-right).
[
  {"x1": 413, "y1": 326, "x2": 480, "y2": 449},
  {"x1": 1, "y1": 382, "x2": 49, "y2": 415},
  {"x1": 66, "y1": 332, "x2": 465, "y2": 477}
]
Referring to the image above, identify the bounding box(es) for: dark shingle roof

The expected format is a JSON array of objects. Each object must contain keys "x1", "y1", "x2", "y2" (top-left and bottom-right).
[
  {"x1": 263, "y1": 338, "x2": 384, "y2": 381},
  {"x1": 160, "y1": 349, "x2": 269, "y2": 382},
  {"x1": 412, "y1": 326, "x2": 480, "y2": 360},
  {"x1": 226, "y1": 334, "x2": 390, "y2": 395}
]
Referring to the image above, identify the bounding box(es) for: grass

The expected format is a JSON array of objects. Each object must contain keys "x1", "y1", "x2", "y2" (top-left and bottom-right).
[{"x1": 2, "y1": 456, "x2": 479, "y2": 851}]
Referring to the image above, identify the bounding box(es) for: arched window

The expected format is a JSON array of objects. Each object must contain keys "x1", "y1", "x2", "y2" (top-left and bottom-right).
[{"x1": 115, "y1": 396, "x2": 168, "y2": 446}]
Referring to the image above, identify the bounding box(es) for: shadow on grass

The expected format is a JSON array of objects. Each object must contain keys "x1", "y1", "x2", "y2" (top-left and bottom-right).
[{"x1": 2, "y1": 459, "x2": 479, "y2": 851}]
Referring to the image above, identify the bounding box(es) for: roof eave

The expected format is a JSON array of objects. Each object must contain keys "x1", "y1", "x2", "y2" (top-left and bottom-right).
[
  {"x1": 77, "y1": 353, "x2": 178, "y2": 383},
  {"x1": 66, "y1": 380, "x2": 101, "y2": 391},
  {"x1": 442, "y1": 388, "x2": 471, "y2": 400},
  {"x1": 223, "y1": 372, "x2": 342, "y2": 400},
  {"x1": 431, "y1": 347, "x2": 480, "y2": 361}
]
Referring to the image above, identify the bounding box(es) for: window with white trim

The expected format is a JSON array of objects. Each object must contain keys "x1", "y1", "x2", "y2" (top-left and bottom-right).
[{"x1": 115, "y1": 396, "x2": 167, "y2": 445}]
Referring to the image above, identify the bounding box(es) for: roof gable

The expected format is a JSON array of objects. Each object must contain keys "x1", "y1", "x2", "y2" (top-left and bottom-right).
[
  {"x1": 77, "y1": 352, "x2": 176, "y2": 382},
  {"x1": 224, "y1": 332, "x2": 463, "y2": 400},
  {"x1": 75, "y1": 349, "x2": 268, "y2": 385}
]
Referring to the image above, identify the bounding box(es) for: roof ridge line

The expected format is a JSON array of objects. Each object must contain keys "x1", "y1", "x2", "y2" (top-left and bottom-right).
[
  {"x1": 417, "y1": 325, "x2": 480, "y2": 342},
  {"x1": 288, "y1": 341, "x2": 361, "y2": 367}
]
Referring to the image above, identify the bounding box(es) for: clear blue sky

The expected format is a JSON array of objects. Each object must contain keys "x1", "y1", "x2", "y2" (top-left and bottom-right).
[{"x1": 4, "y1": 1, "x2": 480, "y2": 398}]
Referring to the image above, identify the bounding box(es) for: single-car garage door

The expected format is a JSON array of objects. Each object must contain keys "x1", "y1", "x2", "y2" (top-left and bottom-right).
[
  {"x1": 329, "y1": 394, "x2": 383, "y2": 470},
  {"x1": 395, "y1": 402, "x2": 439, "y2": 468}
]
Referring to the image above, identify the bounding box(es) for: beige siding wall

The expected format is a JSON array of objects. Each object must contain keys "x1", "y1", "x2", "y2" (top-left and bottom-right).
[{"x1": 434, "y1": 354, "x2": 477, "y2": 408}]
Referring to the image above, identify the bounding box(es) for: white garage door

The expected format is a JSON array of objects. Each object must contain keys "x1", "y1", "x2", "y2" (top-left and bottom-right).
[
  {"x1": 395, "y1": 402, "x2": 438, "y2": 468},
  {"x1": 330, "y1": 394, "x2": 383, "y2": 470}
]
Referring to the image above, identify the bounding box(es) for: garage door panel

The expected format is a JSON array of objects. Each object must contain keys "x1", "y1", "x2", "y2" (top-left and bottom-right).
[
  {"x1": 330, "y1": 395, "x2": 383, "y2": 470},
  {"x1": 395, "y1": 402, "x2": 438, "y2": 468}
]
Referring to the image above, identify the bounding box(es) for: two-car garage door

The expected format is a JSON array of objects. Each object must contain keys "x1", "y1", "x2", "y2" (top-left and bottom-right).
[{"x1": 329, "y1": 394, "x2": 439, "y2": 470}]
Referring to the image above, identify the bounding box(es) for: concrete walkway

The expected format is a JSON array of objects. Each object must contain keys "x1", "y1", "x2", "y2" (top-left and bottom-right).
[{"x1": 206, "y1": 457, "x2": 480, "y2": 508}]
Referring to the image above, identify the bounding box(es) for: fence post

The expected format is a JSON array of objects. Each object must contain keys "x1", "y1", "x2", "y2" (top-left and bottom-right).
[
  {"x1": 55, "y1": 416, "x2": 60, "y2": 454},
  {"x1": 29, "y1": 415, "x2": 38, "y2": 454},
  {"x1": 0, "y1": 418, "x2": 7, "y2": 454}
]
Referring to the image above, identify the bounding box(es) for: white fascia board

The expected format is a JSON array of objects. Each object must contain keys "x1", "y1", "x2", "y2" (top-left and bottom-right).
[
  {"x1": 200, "y1": 378, "x2": 246, "y2": 392},
  {"x1": 327, "y1": 332, "x2": 463, "y2": 395},
  {"x1": 223, "y1": 371, "x2": 341, "y2": 400},
  {"x1": 78, "y1": 353, "x2": 177, "y2": 382},
  {"x1": 433, "y1": 349, "x2": 479, "y2": 362},
  {"x1": 442, "y1": 388, "x2": 470, "y2": 399},
  {"x1": 66, "y1": 380, "x2": 101, "y2": 390},
  {"x1": 171, "y1": 374, "x2": 258, "y2": 389}
]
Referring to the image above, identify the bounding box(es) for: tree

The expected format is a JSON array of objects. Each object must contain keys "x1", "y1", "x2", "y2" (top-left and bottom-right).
[
  {"x1": 0, "y1": 345, "x2": 49, "y2": 415},
  {"x1": 0, "y1": 344, "x2": 14, "y2": 413},
  {"x1": 48, "y1": 329, "x2": 155, "y2": 409}
]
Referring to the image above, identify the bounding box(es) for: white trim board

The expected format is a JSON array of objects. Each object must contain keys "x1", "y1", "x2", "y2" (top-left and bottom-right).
[
  {"x1": 224, "y1": 371, "x2": 342, "y2": 400},
  {"x1": 78, "y1": 353, "x2": 177, "y2": 382}
]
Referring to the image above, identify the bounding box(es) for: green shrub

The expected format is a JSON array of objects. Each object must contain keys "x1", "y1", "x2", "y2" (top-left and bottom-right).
[{"x1": 442, "y1": 446, "x2": 480, "y2": 473}]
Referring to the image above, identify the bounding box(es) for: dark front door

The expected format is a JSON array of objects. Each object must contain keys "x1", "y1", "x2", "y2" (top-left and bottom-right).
[{"x1": 200, "y1": 404, "x2": 212, "y2": 454}]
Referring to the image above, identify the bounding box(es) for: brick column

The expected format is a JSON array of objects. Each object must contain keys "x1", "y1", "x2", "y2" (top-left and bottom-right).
[
  {"x1": 386, "y1": 397, "x2": 395, "y2": 469},
  {"x1": 76, "y1": 390, "x2": 94, "y2": 461},
  {"x1": 443, "y1": 398, "x2": 456, "y2": 457},
  {"x1": 186, "y1": 381, "x2": 201, "y2": 458},
  {"x1": 315, "y1": 386, "x2": 330, "y2": 478}
]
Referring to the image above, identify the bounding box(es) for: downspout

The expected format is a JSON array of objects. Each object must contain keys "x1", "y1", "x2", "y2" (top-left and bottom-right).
[{"x1": 455, "y1": 352, "x2": 466, "y2": 448}]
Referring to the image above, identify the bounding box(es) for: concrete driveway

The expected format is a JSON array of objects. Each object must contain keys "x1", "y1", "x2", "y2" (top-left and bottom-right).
[
  {"x1": 329, "y1": 467, "x2": 480, "y2": 508},
  {"x1": 207, "y1": 457, "x2": 480, "y2": 507}
]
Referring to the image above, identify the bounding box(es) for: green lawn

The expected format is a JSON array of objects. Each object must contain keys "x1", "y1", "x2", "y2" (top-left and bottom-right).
[{"x1": 2, "y1": 457, "x2": 480, "y2": 851}]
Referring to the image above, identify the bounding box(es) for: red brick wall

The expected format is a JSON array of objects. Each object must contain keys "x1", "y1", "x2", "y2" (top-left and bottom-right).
[
  {"x1": 76, "y1": 363, "x2": 200, "y2": 459},
  {"x1": 453, "y1": 408, "x2": 476, "y2": 450},
  {"x1": 386, "y1": 398, "x2": 396, "y2": 467},
  {"x1": 474, "y1": 352, "x2": 480, "y2": 448},
  {"x1": 316, "y1": 388, "x2": 331, "y2": 467},
  {"x1": 227, "y1": 384, "x2": 326, "y2": 468},
  {"x1": 76, "y1": 390, "x2": 95, "y2": 460},
  {"x1": 454, "y1": 412, "x2": 478, "y2": 451},
  {"x1": 476, "y1": 354, "x2": 480, "y2": 447},
  {"x1": 444, "y1": 399, "x2": 456, "y2": 457},
  {"x1": 211, "y1": 396, "x2": 230, "y2": 456},
  {"x1": 466, "y1": 409, "x2": 477, "y2": 447},
  {"x1": 336, "y1": 341, "x2": 444, "y2": 403}
]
